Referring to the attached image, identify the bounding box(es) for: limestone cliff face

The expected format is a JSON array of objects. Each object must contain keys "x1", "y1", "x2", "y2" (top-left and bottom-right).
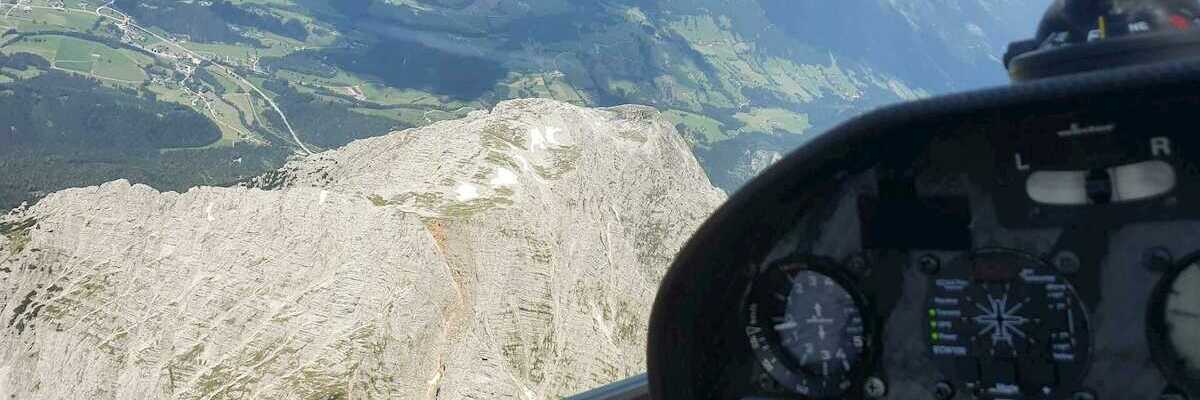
[{"x1": 0, "y1": 99, "x2": 724, "y2": 399}]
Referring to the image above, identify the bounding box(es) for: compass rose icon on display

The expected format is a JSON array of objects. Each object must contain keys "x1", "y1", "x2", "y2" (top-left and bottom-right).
[{"x1": 972, "y1": 293, "x2": 1030, "y2": 352}]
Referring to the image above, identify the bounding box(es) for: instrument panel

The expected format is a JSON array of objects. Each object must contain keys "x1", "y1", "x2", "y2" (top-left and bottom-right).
[
  {"x1": 646, "y1": 64, "x2": 1200, "y2": 400},
  {"x1": 922, "y1": 249, "x2": 1091, "y2": 399}
]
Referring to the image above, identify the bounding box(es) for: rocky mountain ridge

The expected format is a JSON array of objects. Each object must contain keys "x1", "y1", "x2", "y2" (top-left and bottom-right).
[{"x1": 0, "y1": 98, "x2": 724, "y2": 399}]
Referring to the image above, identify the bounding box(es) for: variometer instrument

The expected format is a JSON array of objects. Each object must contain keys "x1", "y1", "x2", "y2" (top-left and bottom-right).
[
  {"x1": 743, "y1": 256, "x2": 874, "y2": 398},
  {"x1": 1149, "y1": 253, "x2": 1200, "y2": 397},
  {"x1": 925, "y1": 249, "x2": 1091, "y2": 399}
]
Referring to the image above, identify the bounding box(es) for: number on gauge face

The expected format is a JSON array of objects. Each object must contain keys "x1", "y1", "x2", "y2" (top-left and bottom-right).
[
  {"x1": 778, "y1": 271, "x2": 864, "y2": 384},
  {"x1": 745, "y1": 258, "x2": 872, "y2": 398}
]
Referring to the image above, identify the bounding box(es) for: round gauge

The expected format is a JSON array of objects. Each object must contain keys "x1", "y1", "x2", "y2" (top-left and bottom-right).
[
  {"x1": 925, "y1": 249, "x2": 1091, "y2": 399},
  {"x1": 1149, "y1": 255, "x2": 1200, "y2": 397},
  {"x1": 744, "y1": 256, "x2": 873, "y2": 398}
]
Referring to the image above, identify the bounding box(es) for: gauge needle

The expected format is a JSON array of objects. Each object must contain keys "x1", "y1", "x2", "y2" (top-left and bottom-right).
[{"x1": 774, "y1": 321, "x2": 798, "y2": 331}]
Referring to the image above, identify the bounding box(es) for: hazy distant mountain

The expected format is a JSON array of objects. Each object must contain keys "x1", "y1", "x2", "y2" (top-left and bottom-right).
[{"x1": 762, "y1": 0, "x2": 1044, "y2": 91}]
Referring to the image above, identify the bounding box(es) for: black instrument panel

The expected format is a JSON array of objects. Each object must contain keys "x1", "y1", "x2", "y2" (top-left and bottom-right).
[{"x1": 646, "y1": 61, "x2": 1200, "y2": 400}]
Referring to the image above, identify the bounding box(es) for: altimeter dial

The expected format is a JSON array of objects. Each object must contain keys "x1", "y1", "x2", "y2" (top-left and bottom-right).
[{"x1": 745, "y1": 256, "x2": 873, "y2": 398}]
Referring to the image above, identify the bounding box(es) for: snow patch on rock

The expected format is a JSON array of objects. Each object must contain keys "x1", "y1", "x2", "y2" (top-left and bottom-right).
[
  {"x1": 491, "y1": 167, "x2": 518, "y2": 187},
  {"x1": 455, "y1": 183, "x2": 480, "y2": 201}
]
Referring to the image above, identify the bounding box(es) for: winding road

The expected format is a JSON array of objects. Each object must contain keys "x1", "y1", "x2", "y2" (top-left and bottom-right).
[{"x1": 9, "y1": 0, "x2": 314, "y2": 155}]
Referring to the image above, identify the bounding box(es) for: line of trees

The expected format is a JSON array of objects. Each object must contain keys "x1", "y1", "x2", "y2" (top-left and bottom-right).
[{"x1": 113, "y1": 0, "x2": 307, "y2": 46}]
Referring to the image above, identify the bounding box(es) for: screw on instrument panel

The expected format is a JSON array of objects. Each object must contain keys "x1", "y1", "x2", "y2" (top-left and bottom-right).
[
  {"x1": 1143, "y1": 247, "x2": 1173, "y2": 272},
  {"x1": 1071, "y1": 390, "x2": 1097, "y2": 400},
  {"x1": 847, "y1": 254, "x2": 869, "y2": 274},
  {"x1": 933, "y1": 381, "x2": 955, "y2": 400},
  {"x1": 1053, "y1": 251, "x2": 1081, "y2": 275},
  {"x1": 756, "y1": 373, "x2": 777, "y2": 391},
  {"x1": 864, "y1": 376, "x2": 887, "y2": 399},
  {"x1": 918, "y1": 255, "x2": 941, "y2": 275}
]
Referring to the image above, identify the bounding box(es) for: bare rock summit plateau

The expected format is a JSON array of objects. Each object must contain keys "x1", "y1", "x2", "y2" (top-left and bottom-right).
[{"x1": 0, "y1": 99, "x2": 724, "y2": 399}]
